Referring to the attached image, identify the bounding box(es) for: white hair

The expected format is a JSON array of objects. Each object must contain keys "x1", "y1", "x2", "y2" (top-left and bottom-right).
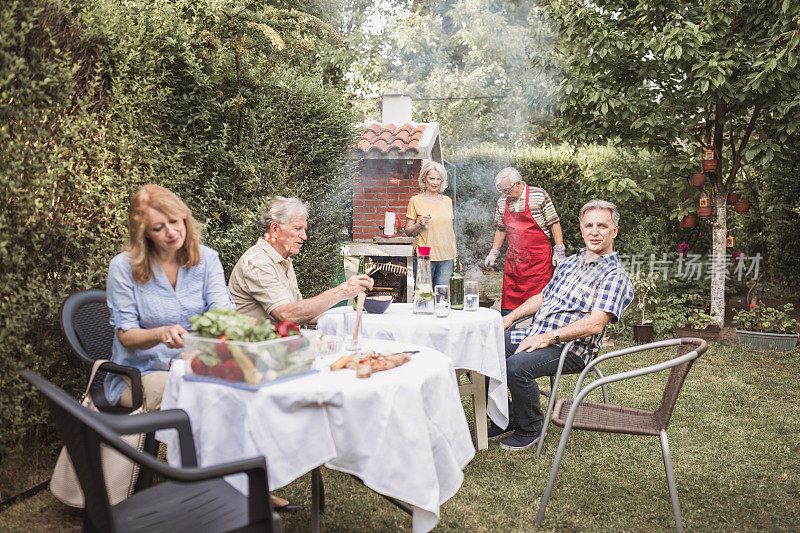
[
  {"x1": 579, "y1": 199, "x2": 620, "y2": 226},
  {"x1": 418, "y1": 161, "x2": 448, "y2": 192},
  {"x1": 494, "y1": 167, "x2": 522, "y2": 191},
  {"x1": 258, "y1": 196, "x2": 308, "y2": 232}
]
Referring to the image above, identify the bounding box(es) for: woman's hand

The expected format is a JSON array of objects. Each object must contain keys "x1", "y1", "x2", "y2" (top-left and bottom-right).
[
  {"x1": 118, "y1": 324, "x2": 188, "y2": 350},
  {"x1": 159, "y1": 324, "x2": 188, "y2": 349},
  {"x1": 418, "y1": 214, "x2": 431, "y2": 228}
]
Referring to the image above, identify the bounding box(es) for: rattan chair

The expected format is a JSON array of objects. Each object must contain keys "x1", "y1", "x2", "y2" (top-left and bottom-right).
[
  {"x1": 535, "y1": 337, "x2": 708, "y2": 533},
  {"x1": 508, "y1": 317, "x2": 609, "y2": 456},
  {"x1": 21, "y1": 370, "x2": 282, "y2": 533}
]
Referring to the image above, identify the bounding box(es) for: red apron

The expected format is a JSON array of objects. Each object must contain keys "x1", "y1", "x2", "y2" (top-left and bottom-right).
[{"x1": 501, "y1": 190, "x2": 554, "y2": 310}]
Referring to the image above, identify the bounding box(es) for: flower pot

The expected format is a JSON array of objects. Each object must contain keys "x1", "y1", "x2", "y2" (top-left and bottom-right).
[
  {"x1": 727, "y1": 192, "x2": 740, "y2": 205},
  {"x1": 735, "y1": 329, "x2": 799, "y2": 352},
  {"x1": 632, "y1": 323, "x2": 654, "y2": 343},
  {"x1": 689, "y1": 173, "x2": 706, "y2": 187},
  {"x1": 734, "y1": 199, "x2": 750, "y2": 214},
  {"x1": 679, "y1": 214, "x2": 698, "y2": 228},
  {"x1": 701, "y1": 158, "x2": 718, "y2": 172},
  {"x1": 697, "y1": 205, "x2": 713, "y2": 218},
  {"x1": 675, "y1": 325, "x2": 720, "y2": 341}
]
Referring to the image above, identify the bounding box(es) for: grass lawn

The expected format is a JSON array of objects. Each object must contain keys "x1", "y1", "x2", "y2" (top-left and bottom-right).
[{"x1": 2, "y1": 340, "x2": 799, "y2": 532}]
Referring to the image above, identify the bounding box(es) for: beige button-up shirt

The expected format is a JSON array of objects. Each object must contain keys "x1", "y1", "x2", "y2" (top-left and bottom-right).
[{"x1": 228, "y1": 238, "x2": 303, "y2": 323}]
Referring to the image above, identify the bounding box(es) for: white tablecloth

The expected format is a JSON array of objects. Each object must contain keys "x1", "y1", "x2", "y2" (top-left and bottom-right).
[
  {"x1": 159, "y1": 339, "x2": 475, "y2": 533},
  {"x1": 318, "y1": 303, "x2": 509, "y2": 428}
]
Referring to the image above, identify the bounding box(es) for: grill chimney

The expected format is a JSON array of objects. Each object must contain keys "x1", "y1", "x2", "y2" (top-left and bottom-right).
[{"x1": 382, "y1": 93, "x2": 413, "y2": 124}]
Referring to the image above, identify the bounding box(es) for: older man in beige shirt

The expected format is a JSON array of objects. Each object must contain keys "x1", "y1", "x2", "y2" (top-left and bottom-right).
[{"x1": 229, "y1": 196, "x2": 373, "y2": 325}]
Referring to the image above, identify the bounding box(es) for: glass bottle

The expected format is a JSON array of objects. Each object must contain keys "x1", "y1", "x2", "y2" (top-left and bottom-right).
[
  {"x1": 450, "y1": 253, "x2": 464, "y2": 310},
  {"x1": 352, "y1": 255, "x2": 366, "y2": 309},
  {"x1": 413, "y1": 246, "x2": 434, "y2": 314}
]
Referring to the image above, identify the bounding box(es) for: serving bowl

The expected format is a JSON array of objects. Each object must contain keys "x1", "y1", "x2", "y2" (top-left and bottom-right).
[{"x1": 363, "y1": 295, "x2": 393, "y2": 314}]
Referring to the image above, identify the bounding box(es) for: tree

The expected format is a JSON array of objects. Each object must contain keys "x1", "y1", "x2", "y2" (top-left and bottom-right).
[
  {"x1": 334, "y1": 0, "x2": 561, "y2": 148},
  {"x1": 549, "y1": 0, "x2": 800, "y2": 326}
]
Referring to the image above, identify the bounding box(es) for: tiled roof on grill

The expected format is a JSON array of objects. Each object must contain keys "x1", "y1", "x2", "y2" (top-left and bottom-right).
[{"x1": 357, "y1": 123, "x2": 426, "y2": 155}]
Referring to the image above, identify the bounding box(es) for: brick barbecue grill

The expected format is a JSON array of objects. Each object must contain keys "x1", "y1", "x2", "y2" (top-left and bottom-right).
[{"x1": 345, "y1": 93, "x2": 444, "y2": 303}]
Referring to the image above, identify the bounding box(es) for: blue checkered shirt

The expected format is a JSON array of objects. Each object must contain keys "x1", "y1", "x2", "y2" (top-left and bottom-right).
[{"x1": 509, "y1": 249, "x2": 634, "y2": 363}]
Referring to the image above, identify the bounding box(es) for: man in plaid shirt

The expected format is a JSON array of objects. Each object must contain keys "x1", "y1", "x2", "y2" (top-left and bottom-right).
[{"x1": 490, "y1": 200, "x2": 634, "y2": 450}]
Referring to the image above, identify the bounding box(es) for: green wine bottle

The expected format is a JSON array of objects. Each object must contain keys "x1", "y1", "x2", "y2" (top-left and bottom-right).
[
  {"x1": 353, "y1": 255, "x2": 366, "y2": 309},
  {"x1": 450, "y1": 253, "x2": 464, "y2": 310}
]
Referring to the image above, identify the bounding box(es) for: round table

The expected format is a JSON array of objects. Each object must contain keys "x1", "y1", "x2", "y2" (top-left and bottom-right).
[
  {"x1": 317, "y1": 303, "x2": 509, "y2": 442},
  {"x1": 159, "y1": 339, "x2": 474, "y2": 533}
]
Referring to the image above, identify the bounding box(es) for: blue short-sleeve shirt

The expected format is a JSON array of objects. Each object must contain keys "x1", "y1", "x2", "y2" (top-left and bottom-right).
[{"x1": 105, "y1": 245, "x2": 234, "y2": 403}]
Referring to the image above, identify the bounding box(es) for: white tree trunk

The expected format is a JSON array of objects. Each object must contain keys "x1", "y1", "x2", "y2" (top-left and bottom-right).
[{"x1": 710, "y1": 181, "x2": 727, "y2": 327}]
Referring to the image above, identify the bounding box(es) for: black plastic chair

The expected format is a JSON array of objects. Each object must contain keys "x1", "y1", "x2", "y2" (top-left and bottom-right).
[
  {"x1": 21, "y1": 370, "x2": 282, "y2": 533},
  {"x1": 60, "y1": 290, "x2": 142, "y2": 413}
]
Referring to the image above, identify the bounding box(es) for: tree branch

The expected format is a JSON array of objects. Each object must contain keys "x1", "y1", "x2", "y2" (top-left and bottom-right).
[
  {"x1": 711, "y1": 101, "x2": 725, "y2": 186},
  {"x1": 726, "y1": 101, "x2": 762, "y2": 190}
]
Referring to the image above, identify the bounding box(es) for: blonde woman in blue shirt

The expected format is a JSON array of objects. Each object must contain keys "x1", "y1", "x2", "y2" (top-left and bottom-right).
[{"x1": 106, "y1": 184, "x2": 233, "y2": 411}]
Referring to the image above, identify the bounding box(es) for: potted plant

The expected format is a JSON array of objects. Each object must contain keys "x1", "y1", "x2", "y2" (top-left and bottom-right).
[
  {"x1": 675, "y1": 308, "x2": 720, "y2": 341},
  {"x1": 701, "y1": 147, "x2": 718, "y2": 172},
  {"x1": 697, "y1": 204, "x2": 713, "y2": 218},
  {"x1": 732, "y1": 303, "x2": 799, "y2": 352},
  {"x1": 630, "y1": 272, "x2": 659, "y2": 342},
  {"x1": 734, "y1": 196, "x2": 751, "y2": 214},
  {"x1": 679, "y1": 213, "x2": 698, "y2": 228},
  {"x1": 689, "y1": 172, "x2": 706, "y2": 187},
  {"x1": 727, "y1": 192, "x2": 741, "y2": 205}
]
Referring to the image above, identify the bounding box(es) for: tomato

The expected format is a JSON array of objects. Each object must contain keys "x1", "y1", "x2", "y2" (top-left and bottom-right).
[
  {"x1": 275, "y1": 320, "x2": 301, "y2": 338},
  {"x1": 190, "y1": 357, "x2": 208, "y2": 376},
  {"x1": 215, "y1": 334, "x2": 233, "y2": 360}
]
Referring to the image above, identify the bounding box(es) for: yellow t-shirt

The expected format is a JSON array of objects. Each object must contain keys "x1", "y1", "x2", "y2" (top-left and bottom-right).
[{"x1": 406, "y1": 194, "x2": 457, "y2": 261}]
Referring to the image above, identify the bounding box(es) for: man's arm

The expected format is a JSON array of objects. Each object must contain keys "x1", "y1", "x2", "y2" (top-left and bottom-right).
[
  {"x1": 515, "y1": 308, "x2": 613, "y2": 353},
  {"x1": 502, "y1": 292, "x2": 544, "y2": 329},
  {"x1": 491, "y1": 228, "x2": 506, "y2": 251},
  {"x1": 270, "y1": 274, "x2": 373, "y2": 325},
  {"x1": 550, "y1": 221, "x2": 564, "y2": 246}
]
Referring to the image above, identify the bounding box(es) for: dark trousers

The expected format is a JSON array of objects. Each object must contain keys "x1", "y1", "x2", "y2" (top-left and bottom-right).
[{"x1": 503, "y1": 330, "x2": 585, "y2": 436}]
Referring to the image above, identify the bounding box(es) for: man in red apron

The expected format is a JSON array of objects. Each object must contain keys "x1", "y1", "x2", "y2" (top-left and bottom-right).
[{"x1": 484, "y1": 167, "x2": 565, "y2": 315}]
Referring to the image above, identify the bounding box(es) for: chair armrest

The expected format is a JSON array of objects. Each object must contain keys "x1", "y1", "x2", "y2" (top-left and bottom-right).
[
  {"x1": 571, "y1": 341, "x2": 705, "y2": 407},
  {"x1": 509, "y1": 314, "x2": 533, "y2": 330},
  {"x1": 91, "y1": 362, "x2": 143, "y2": 411},
  {"x1": 97, "y1": 408, "x2": 197, "y2": 466},
  {"x1": 573, "y1": 339, "x2": 683, "y2": 396},
  {"x1": 92, "y1": 419, "x2": 270, "y2": 524}
]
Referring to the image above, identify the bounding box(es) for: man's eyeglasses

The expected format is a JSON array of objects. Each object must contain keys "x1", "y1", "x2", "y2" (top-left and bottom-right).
[{"x1": 498, "y1": 183, "x2": 515, "y2": 195}]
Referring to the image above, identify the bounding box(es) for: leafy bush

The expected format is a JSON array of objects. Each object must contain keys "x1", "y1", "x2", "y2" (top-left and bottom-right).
[
  {"x1": 684, "y1": 309, "x2": 715, "y2": 330},
  {"x1": 0, "y1": 0, "x2": 355, "y2": 456},
  {"x1": 732, "y1": 304, "x2": 799, "y2": 334},
  {"x1": 629, "y1": 271, "x2": 661, "y2": 325}
]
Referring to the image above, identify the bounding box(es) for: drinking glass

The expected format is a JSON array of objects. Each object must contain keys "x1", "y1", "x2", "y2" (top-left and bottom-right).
[
  {"x1": 343, "y1": 311, "x2": 361, "y2": 351},
  {"x1": 434, "y1": 285, "x2": 450, "y2": 317},
  {"x1": 464, "y1": 281, "x2": 479, "y2": 312}
]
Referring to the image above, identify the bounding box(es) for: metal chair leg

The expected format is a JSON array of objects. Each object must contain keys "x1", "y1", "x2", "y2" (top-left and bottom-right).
[
  {"x1": 311, "y1": 467, "x2": 323, "y2": 533},
  {"x1": 535, "y1": 411, "x2": 574, "y2": 527},
  {"x1": 594, "y1": 367, "x2": 613, "y2": 439},
  {"x1": 660, "y1": 430, "x2": 683, "y2": 533},
  {"x1": 536, "y1": 342, "x2": 574, "y2": 457},
  {"x1": 536, "y1": 369, "x2": 564, "y2": 457}
]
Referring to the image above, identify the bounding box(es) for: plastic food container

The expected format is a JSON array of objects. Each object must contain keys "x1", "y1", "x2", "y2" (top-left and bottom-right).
[{"x1": 182, "y1": 330, "x2": 334, "y2": 389}]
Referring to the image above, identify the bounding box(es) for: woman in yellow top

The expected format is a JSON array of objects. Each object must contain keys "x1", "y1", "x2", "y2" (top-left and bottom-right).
[{"x1": 405, "y1": 161, "x2": 457, "y2": 287}]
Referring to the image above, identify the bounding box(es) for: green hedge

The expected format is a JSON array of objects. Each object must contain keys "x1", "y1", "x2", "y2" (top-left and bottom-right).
[
  {"x1": 0, "y1": 0, "x2": 355, "y2": 457},
  {"x1": 449, "y1": 145, "x2": 687, "y2": 268}
]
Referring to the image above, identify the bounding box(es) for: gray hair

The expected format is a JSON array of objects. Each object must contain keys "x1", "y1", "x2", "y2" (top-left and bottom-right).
[
  {"x1": 579, "y1": 199, "x2": 620, "y2": 226},
  {"x1": 418, "y1": 161, "x2": 448, "y2": 192},
  {"x1": 258, "y1": 196, "x2": 309, "y2": 233},
  {"x1": 494, "y1": 167, "x2": 522, "y2": 191}
]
